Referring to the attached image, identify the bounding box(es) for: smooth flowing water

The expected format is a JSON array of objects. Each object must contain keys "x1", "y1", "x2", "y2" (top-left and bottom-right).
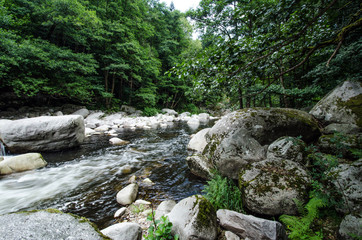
[{"x1": 0, "y1": 123, "x2": 209, "y2": 229}]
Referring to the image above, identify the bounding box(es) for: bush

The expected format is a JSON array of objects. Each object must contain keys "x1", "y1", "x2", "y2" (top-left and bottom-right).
[
  {"x1": 143, "y1": 107, "x2": 159, "y2": 116},
  {"x1": 144, "y1": 215, "x2": 178, "y2": 240},
  {"x1": 202, "y1": 172, "x2": 243, "y2": 212}
]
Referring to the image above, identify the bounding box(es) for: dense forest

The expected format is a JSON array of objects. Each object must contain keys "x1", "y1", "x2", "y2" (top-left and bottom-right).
[{"x1": 0, "y1": 0, "x2": 361, "y2": 113}]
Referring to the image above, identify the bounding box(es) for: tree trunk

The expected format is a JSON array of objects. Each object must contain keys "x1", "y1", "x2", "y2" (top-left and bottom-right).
[{"x1": 238, "y1": 86, "x2": 243, "y2": 109}]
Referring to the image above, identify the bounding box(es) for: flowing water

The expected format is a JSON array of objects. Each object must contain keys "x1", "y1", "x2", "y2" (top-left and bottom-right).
[{"x1": 0, "y1": 122, "x2": 210, "y2": 229}]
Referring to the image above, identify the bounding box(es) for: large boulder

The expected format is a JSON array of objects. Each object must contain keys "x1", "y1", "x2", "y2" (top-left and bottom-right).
[
  {"x1": 217, "y1": 209, "x2": 286, "y2": 240},
  {"x1": 186, "y1": 154, "x2": 213, "y2": 179},
  {"x1": 101, "y1": 222, "x2": 142, "y2": 240},
  {"x1": 0, "y1": 153, "x2": 47, "y2": 175},
  {"x1": 0, "y1": 209, "x2": 105, "y2": 240},
  {"x1": 71, "y1": 108, "x2": 90, "y2": 118},
  {"x1": 201, "y1": 108, "x2": 320, "y2": 179},
  {"x1": 155, "y1": 200, "x2": 176, "y2": 220},
  {"x1": 239, "y1": 158, "x2": 311, "y2": 216},
  {"x1": 0, "y1": 115, "x2": 85, "y2": 153},
  {"x1": 309, "y1": 80, "x2": 362, "y2": 127},
  {"x1": 167, "y1": 195, "x2": 218, "y2": 240},
  {"x1": 330, "y1": 159, "x2": 362, "y2": 215}
]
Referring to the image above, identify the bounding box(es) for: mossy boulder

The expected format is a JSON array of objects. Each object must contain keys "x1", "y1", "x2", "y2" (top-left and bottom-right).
[
  {"x1": 239, "y1": 158, "x2": 311, "y2": 216},
  {"x1": 202, "y1": 108, "x2": 320, "y2": 179},
  {"x1": 317, "y1": 133, "x2": 361, "y2": 159},
  {"x1": 267, "y1": 136, "x2": 307, "y2": 165},
  {"x1": 310, "y1": 80, "x2": 362, "y2": 127},
  {"x1": 167, "y1": 195, "x2": 217, "y2": 240},
  {"x1": 186, "y1": 153, "x2": 213, "y2": 179},
  {"x1": 0, "y1": 209, "x2": 108, "y2": 239}
]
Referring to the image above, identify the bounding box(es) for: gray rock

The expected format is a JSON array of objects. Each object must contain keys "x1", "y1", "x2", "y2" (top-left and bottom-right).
[
  {"x1": 187, "y1": 117, "x2": 200, "y2": 130},
  {"x1": 310, "y1": 80, "x2": 362, "y2": 127},
  {"x1": 53, "y1": 111, "x2": 63, "y2": 116},
  {"x1": 330, "y1": 159, "x2": 362, "y2": 215},
  {"x1": 109, "y1": 137, "x2": 129, "y2": 146},
  {"x1": 0, "y1": 153, "x2": 47, "y2": 175},
  {"x1": 155, "y1": 200, "x2": 176, "y2": 220},
  {"x1": 225, "y1": 231, "x2": 240, "y2": 240},
  {"x1": 217, "y1": 209, "x2": 286, "y2": 240},
  {"x1": 0, "y1": 115, "x2": 85, "y2": 153},
  {"x1": 116, "y1": 183, "x2": 138, "y2": 205},
  {"x1": 187, "y1": 128, "x2": 210, "y2": 153},
  {"x1": 162, "y1": 108, "x2": 178, "y2": 116},
  {"x1": 72, "y1": 108, "x2": 90, "y2": 118},
  {"x1": 267, "y1": 136, "x2": 307, "y2": 165},
  {"x1": 101, "y1": 222, "x2": 142, "y2": 240},
  {"x1": 114, "y1": 207, "x2": 127, "y2": 218},
  {"x1": 168, "y1": 195, "x2": 217, "y2": 240},
  {"x1": 186, "y1": 154, "x2": 213, "y2": 179},
  {"x1": 121, "y1": 105, "x2": 136, "y2": 114},
  {"x1": 317, "y1": 134, "x2": 361, "y2": 159},
  {"x1": 202, "y1": 108, "x2": 320, "y2": 179},
  {"x1": 95, "y1": 124, "x2": 110, "y2": 132},
  {"x1": 0, "y1": 209, "x2": 104, "y2": 240},
  {"x1": 239, "y1": 158, "x2": 311, "y2": 216},
  {"x1": 324, "y1": 123, "x2": 361, "y2": 135},
  {"x1": 198, "y1": 113, "x2": 210, "y2": 123},
  {"x1": 338, "y1": 214, "x2": 362, "y2": 240}
]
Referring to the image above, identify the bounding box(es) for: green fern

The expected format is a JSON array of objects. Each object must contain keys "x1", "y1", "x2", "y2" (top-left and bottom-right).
[{"x1": 280, "y1": 197, "x2": 327, "y2": 240}]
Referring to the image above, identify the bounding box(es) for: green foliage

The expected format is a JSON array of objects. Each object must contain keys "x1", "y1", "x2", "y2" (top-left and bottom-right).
[
  {"x1": 202, "y1": 172, "x2": 243, "y2": 212},
  {"x1": 144, "y1": 215, "x2": 178, "y2": 240},
  {"x1": 182, "y1": 103, "x2": 200, "y2": 114},
  {"x1": 280, "y1": 197, "x2": 327, "y2": 240},
  {"x1": 143, "y1": 107, "x2": 159, "y2": 117}
]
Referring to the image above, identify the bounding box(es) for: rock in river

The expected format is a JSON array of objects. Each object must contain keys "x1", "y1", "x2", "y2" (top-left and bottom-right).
[{"x1": 0, "y1": 153, "x2": 47, "y2": 175}]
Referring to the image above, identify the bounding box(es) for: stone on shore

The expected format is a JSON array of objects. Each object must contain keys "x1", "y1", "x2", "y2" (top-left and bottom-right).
[
  {"x1": 0, "y1": 115, "x2": 85, "y2": 153},
  {"x1": 0, "y1": 209, "x2": 105, "y2": 240},
  {"x1": 155, "y1": 200, "x2": 176, "y2": 220},
  {"x1": 101, "y1": 222, "x2": 142, "y2": 240},
  {"x1": 116, "y1": 183, "x2": 138, "y2": 205},
  {"x1": 109, "y1": 137, "x2": 130, "y2": 146},
  {"x1": 187, "y1": 128, "x2": 210, "y2": 153},
  {"x1": 0, "y1": 153, "x2": 47, "y2": 175},
  {"x1": 217, "y1": 209, "x2": 286, "y2": 240}
]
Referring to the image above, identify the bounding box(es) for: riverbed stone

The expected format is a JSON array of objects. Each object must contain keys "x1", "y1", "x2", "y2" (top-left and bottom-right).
[
  {"x1": 162, "y1": 108, "x2": 178, "y2": 116},
  {"x1": 202, "y1": 108, "x2": 320, "y2": 179},
  {"x1": 114, "y1": 207, "x2": 127, "y2": 218},
  {"x1": 0, "y1": 153, "x2": 47, "y2": 175},
  {"x1": 168, "y1": 195, "x2": 217, "y2": 240},
  {"x1": 338, "y1": 214, "x2": 362, "y2": 240},
  {"x1": 217, "y1": 209, "x2": 287, "y2": 240},
  {"x1": 323, "y1": 123, "x2": 361, "y2": 135},
  {"x1": 109, "y1": 137, "x2": 130, "y2": 146},
  {"x1": 0, "y1": 115, "x2": 85, "y2": 153},
  {"x1": 101, "y1": 222, "x2": 142, "y2": 240},
  {"x1": 267, "y1": 136, "x2": 307, "y2": 165},
  {"x1": 309, "y1": 80, "x2": 362, "y2": 127},
  {"x1": 186, "y1": 153, "x2": 213, "y2": 179},
  {"x1": 198, "y1": 113, "x2": 210, "y2": 123},
  {"x1": 155, "y1": 200, "x2": 176, "y2": 220},
  {"x1": 187, "y1": 117, "x2": 200, "y2": 130},
  {"x1": 0, "y1": 209, "x2": 105, "y2": 240},
  {"x1": 71, "y1": 108, "x2": 90, "y2": 118},
  {"x1": 116, "y1": 183, "x2": 139, "y2": 205},
  {"x1": 187, "y1": 128, "x2": 210, "y2": 153},
  {"x1": 239, "y1": 158, "x2": 311, "y2": 216}
]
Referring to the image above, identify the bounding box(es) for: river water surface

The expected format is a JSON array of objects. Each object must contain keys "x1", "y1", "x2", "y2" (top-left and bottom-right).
[{"x1": 0, "y1": 122, "x2": 209, "y2": 228}]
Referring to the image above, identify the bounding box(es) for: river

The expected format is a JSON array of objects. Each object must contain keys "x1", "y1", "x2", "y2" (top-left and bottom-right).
[{"x1": 0, "y1": 122, "x2": 210, "y2": 229}]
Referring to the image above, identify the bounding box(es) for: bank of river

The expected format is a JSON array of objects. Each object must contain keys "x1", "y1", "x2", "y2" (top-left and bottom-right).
[{"x1": 0, "y1": 122, "x2": 211, "y2": 229}]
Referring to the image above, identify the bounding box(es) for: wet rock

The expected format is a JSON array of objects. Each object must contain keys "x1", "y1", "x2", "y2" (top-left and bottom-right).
[
  {"x1": 338, "y1": 214, "x2": 362, "y2": 240},
  {"x1": 134, "y1": 199, "x2": 151, "y2": 205},
  {"x1": 239, "y1": 158, "x2": 311, "y2": 216},
  {"x1": 0, "y1": 115, "x2": 85, "y2": 153},
  {"x1": 187, "y1": 128, "x2": 210, "y2": 153},
  {"x1": 187, "y1": 117, "x2": 200, "y2": 130},
  {"x1": 217, "y1": 209, "x2": 286, "y2": 240},
  {"x1": 53, "y1": 111, "x2": 63, "y2": 116},
  {"x1": 202, "y1": 108, "x2": 320, "y2": 179},
  {"x1": 142, "y1": 178, "x2": 154, "y2": 185},
  {"x1": 95, "y1": 124, "x2": 110, "y2": 132},
  {"x1": 267, "y1": 136, "x2": 307, "y2": 165},
  {"x1": 0, "y1": 209, "x2": 104, "y2": 240},
  {"x1": 310, "y1": 80, "x2": 362, "y2": 127},
  {"x1": 101, "y1": 222, "x2": 142, "y2": 240},
  {"x1": 116, "y1": 183, "x2": 138, "y2": 205},
  {"x1": 162, "y1": 108, "x2": 178, "y2": 116},
  {"x1": 109, "y1": 137, "x2": 130, "y2": 146},
  {"x1": 155, "y1": 200, "x2": 176, "y2": 220},
  {"x1": 121, "y1": 165, "x2": 133, "y2": 174},
  {"x1": 330, "y1": 159, "x2": 362, "y2": 215},
  {"x1": 0, "y1": 153, "x2": 47, "y2": 175},
  {"x1": 85, "y1": 127, "x2": 96, "y2": 136},
  {"x1": 168, "y1": 195, "x2": 217, "y2": 240},
  {"x1": 198, "y1": 113, "x2": 210, "y2": 123}
]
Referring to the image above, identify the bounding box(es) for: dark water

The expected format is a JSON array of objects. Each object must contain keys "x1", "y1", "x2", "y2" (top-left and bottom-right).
[{"x1": 0, "y1": 122, "x2": 210, "y2": 229}]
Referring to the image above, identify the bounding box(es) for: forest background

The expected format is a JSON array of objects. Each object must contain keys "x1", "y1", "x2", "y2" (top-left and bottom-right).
[{"x1": 0, "y1": 0, "x2": 361, "y2": 114}]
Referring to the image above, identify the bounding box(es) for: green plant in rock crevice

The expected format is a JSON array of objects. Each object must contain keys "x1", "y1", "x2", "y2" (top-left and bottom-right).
[
  {"x1": 202, "y1": 171, "x2": 243, "y2": 213},
  {"x1": 280, "y1": 197, "x2": 327, "y2": 240},
  {"x1": 144, "y1": 212, "x2": 178, "y2": 240}
]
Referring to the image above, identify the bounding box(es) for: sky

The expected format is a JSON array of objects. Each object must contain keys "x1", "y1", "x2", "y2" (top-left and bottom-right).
[{"x1": 161, "y1": 0, "x2": 200, "y2": 12}]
